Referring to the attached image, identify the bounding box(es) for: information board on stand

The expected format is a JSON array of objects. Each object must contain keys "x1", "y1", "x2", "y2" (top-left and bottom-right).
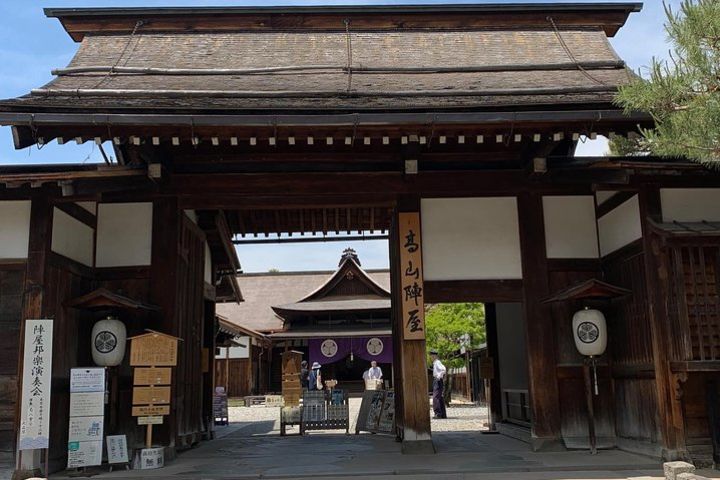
[
  {"x1": 355, "y1": 390, "x2": 395, "y2": 435},
  {"x1": 67, "y1": 368, "x2": 106, "y2": 469}
]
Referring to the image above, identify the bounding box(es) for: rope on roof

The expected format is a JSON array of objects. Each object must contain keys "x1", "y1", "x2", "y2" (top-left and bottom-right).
[
  {"x1": 547, "y1": 16, "x2": 610, "y2": 87},
  {"x1": 51, "y1": 61, "x2": 625, "y2": 77}
]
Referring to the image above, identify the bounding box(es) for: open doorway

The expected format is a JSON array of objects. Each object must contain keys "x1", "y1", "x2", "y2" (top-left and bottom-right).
[{"x1": 211, "y1": 210, "x2": 393, "y2": 439}]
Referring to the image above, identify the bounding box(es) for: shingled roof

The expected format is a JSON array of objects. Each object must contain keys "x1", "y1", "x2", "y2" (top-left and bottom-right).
[
  {"x1": 216, "y1": 268, "x2": 390, "y2": 334},
  {"x1": 0, "y1": 3, "x2": 642, "y2": 116}
]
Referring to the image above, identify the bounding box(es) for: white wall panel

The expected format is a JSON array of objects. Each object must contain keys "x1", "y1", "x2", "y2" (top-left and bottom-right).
[
  {"x1": 598, "y1": 195, "x2": 641, "y2": 257},
  {"x1": 661, "y1": 188, "x2": 720, "y2": 222},
  {"x1": 51, "y1": 208, "x2": 94, "y2": 266},
  {"x1": 595, "y1": 191, "x2": 618, "y2": 205},
  {"x1": 543, "y1": 196, "x2": 599, "y2": 259},
  {"x1": 0, "y1": 200, "x2": 31, "y2": 259},
  {"x1": 421, "y1": 197, "x2": 522, "y2": 280},
  {"x1": 96, "y1": 203, "x2": 153, "y2": 267},
  {"x1": 204, "y1": 242, "x2": 212, "y2": 284}
]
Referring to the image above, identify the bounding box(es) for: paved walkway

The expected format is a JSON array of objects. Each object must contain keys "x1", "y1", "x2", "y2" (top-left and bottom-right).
[{"x1": 11, "y1": 402, "x2": 717, "y2": 479}]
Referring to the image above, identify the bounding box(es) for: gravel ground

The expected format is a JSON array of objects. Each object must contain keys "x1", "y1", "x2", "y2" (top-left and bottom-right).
[{"x1": 228, "y1": 397, "x2": 488, "y2": 435}]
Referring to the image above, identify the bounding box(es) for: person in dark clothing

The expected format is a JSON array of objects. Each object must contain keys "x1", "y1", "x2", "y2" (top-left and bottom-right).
[
  {"x1": 300, "y1": 360, "x2": 309, "y2": 390},
  {"x1": 308, "y1": 362, "x2": 323, "y2": 391},
  {"x1": 430, "y1": 350, "x2": 447, "y2": 419}
]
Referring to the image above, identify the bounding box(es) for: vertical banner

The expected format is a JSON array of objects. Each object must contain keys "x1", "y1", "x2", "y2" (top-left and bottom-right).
[
  {"x1": 398, "y1": 212, "x2": 426, "y2": 340},
  {"x1": 18, "y1": 319, "x2": 53, "y2": 450}
]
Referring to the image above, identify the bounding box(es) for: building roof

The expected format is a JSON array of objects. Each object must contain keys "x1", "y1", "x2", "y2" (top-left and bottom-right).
[
  {"x1": 216, "y1": 267, "x2": 390, "y2": 333},
  {"x1": 0, "y1": 3, "x2": 642, "y2": 121}
]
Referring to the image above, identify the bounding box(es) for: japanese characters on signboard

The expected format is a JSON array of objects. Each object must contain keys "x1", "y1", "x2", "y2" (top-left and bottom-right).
[
  {"x1": 18, "y1": 319, "x2": 53, "y2": 451},
  {"x1": 67, "y1": 367, "x2": 106, "y2": 469},
  {"x1": 399, "y1": 213, "x2": 425, "y2": 340},
  {"x1": 106, "y1": 435, "x2": 129, "y2": 464}
]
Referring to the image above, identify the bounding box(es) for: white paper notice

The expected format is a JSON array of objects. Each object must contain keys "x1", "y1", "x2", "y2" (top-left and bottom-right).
[
  {"x1": 68, "y1": 416, "x2": 104, "y2": 442},
  {"x1": 18, "y1": 319, "x2": 53, "y2": 451},
  {"x1": 67, "y1": 440, "x2": 103, "y2": 469},
  {"x1": 69, "y1": 392, "x2": 104, "y2": 417},
  {"x1": 107, "y1": 435, "x2": 129, "y2": 464},
  {"x1": 70, "y1": 368, "x2": 105, "y2": 393}
]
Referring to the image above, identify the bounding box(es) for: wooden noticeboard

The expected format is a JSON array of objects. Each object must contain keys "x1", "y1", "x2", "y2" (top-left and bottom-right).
[
  {"x1": 129, "y1": 330, "x2": 181, "y2": 449},
  {"x1": 398, "y1": 212, "x2": 426, "y2": 340},
  {"x1": 355, "y1": 390, "x2": 395, "y2": 435},
  {"x1": 129, "y1": 331, "x2": 179, "y2": 367},
  {"x1": 132, "y1": 386, "x2": 171, "y2": 405},
  {"x1": 132, "y1": 405, "x2": 170, "y2": 417},
  {"x1": 133, "y1": 367, "x2": 172, "y2": 386}
]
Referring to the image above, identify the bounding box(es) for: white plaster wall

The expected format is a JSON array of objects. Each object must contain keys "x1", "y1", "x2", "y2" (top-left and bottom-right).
[
  {"x1": 0, "y1": 200, "x2": 31, "y2": 259},
  {"x1": 661, "y1": 188, "x2": 720, "y2": 222},
  {"x1": 595, "y1": 191, "x2": 618, "y2": 205},
  {"x1": 204, "y1": 242, "x2": 212, "y2": 284},
  {"x1": 95, "y1": 203, "x2": 153, "y2": 267},
  {"x1": 597, "y1": 195, "x2": 642, "y2": 257},
  {"x1": 216, "y1": 336, "x2": 250, "y2": 359},
  {"x1": 51, "y1": 208, "x2": 94, "y2": 266},
  {"x1": 421, "y1": 197, "x2": 522, "y2": 280},
  {"x1": 543, "y1": 196, "x2": 599, "y2": 259}
]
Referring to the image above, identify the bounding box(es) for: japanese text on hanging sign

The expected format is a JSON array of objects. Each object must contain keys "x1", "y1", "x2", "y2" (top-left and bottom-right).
[
  {"x1": 399, "y1": 213, "x2": 425, "y2": 340},
  {"x1": 18, "y1": 319, "x2": 53, "y2": 450}
]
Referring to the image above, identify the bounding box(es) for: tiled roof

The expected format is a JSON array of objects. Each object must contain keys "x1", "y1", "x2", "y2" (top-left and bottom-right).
[
  {"x1": 1, "y1": 28, "x2": 633, "y2": 113},
  {"x1": 215, "y1": 269, "x2": 390, "y2": 333}
]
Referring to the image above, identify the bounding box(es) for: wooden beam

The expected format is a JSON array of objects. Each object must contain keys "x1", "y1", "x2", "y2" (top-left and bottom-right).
[
  {"x1": 16, "y1": 197, "x2": 53, "y2": 475},
  {"x1": 54, "y1": 201, "x2": 96, "y2": 228},
  {"x1": 517, "y1": 192, "x2": 562, "y2": 450},
  {"x1": 639, "y1": 185, "x2": 689, "y2": 460},
  {"x1": 391, "y1": 196, "x2": 433, "y2": 453},
  {"x1": 424, "y1": 280, "x2": 523, "y2": 303}
]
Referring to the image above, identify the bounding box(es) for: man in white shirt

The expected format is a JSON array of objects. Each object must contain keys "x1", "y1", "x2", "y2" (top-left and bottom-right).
[
  {"x1": 430, "y1": 350, "x2": 447, "y2": 419},
  {"x1": 367, "y1": 361, "x2": 383, "y2": 380}
]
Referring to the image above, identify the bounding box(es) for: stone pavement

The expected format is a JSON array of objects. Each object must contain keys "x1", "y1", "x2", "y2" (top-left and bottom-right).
[{"x1": 13, "y1": 401, "x2": 720, "y2": 480}]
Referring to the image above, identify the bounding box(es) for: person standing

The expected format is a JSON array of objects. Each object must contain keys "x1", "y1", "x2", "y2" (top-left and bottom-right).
[
  {"x1": 308, "y1": 362, "x2": 323, "y2": 391},
  {"x1": 367, "y1": 361, "x2": 383, "y2": 380},
  {"x1": 430, "y1": 350, "x2": 447, "y2": 419},
  {"x1": 300, "y1": 360, "x2": 310, "y2": 390}
]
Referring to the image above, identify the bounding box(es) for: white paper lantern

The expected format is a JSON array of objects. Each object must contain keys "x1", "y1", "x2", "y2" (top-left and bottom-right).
[
  {"x1": 572, "y1": 308, "x2": 607, "y2": 357},
  {"x1": 91, "y1": 316, "x2": 127, "y2": 366}
]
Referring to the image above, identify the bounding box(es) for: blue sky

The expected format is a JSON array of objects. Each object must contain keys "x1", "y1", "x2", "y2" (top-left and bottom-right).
[{"x1": 0, "y1": 1, "x2": 674, "y2": 271}]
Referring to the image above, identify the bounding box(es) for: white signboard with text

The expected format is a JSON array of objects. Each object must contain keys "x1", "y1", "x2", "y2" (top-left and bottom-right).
[
  {"x1": 67, "y1": 368, "x2": 105, "y2": 469},
  {"x1": 18, "y1": 319, "x2": 53, "y2": 450},
  {"x1": 106, "y1": 435, "x2": 129, "y2": 464},
  {"x1": 70, "y1": 368, "x2": 106, "y2": 393}
]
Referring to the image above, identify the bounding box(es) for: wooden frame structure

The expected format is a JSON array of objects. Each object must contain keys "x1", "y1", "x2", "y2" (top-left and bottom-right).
[{"x1": 1, "y1": 2, "x2": 720, "y2": 477}]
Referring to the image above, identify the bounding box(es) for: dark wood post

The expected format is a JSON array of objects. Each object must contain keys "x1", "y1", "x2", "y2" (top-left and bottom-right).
[
  {"x1": 391, "y1": 196, "x2": 433, "y2": 453},
  {"x1": 13, "y1": 197, "x2": 53, "y2": 479},
  {"x1": 484, "y1": 303, "x2": 502, "y2": 430},
  {"x1": 517, "y1": 192, "x2": 562, "y2": 451},
  {"x1": 639, "y1": 185, "x2": 689, "y2": 460},
  {"x1": 150, "y1": 197, "x2": 180, "y2": 451}
]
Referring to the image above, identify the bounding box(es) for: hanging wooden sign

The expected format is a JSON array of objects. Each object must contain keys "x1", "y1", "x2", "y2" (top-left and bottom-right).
[
  {"x1": 133, "y1": 367, "x2": 171, "y2": 386},
  {"x1": 398, "y1": 212, "x2": 426, "y2": 340},
  {"x1": 18, "y1": 319, "x2": 54, "y2": 451},
  {"x1": 129, "y1": 331, "x2": 180, "y2": 367},
  {"x1": 132, "y1": 405, "x2": 170, "y2": 417},
  {"x1": 132, "y1": 386, "x2": 171, "y2": 405}
]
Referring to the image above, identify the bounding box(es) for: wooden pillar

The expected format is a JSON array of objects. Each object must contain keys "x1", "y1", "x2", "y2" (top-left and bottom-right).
[
  {"x1": 391, "y1": 197, "x2": 433, "y2": 453},
  {"x1": 13, "y1": 197, "x2": 53, "y2": 479},
  {"x1": 484, "y1": 303, "x2": 502, "y2": 428},
  {"x1": 639, "y1": 185, "x2": 689, "y2": 460},
  {"x1": 517, "y1": 192, "x2": 562, "y2": 451},
  {"x1": 150, "y1": 197, "x2": 180, "y2": 450}
]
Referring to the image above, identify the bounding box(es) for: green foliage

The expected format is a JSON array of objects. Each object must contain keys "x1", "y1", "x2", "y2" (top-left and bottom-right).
[
  {"x1": 268, "y1": 268, "x2": 280, "y2": 273},
  {"x1": 607, "y1": 134, "x2": 651, "y2": 156},
  {"x1": 425, "y1": 303, "x2": 485, "y2": 369},
  {"x1": 615, "y1": 0, "x2": 720, "y2": 166}
]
